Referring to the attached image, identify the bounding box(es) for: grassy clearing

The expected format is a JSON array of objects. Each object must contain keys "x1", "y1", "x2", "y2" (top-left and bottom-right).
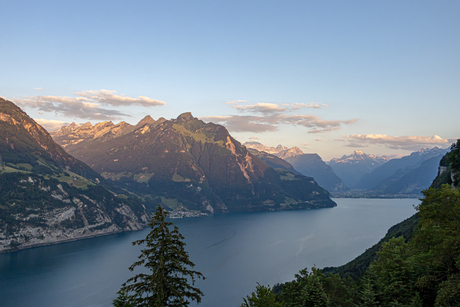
[
  {"x1": 160, "y1": 197, "x2": 183, "y2": 210},
  {"x1": 134, "y1": 172, "x2": 155, "y2": 183},
  {"x1": 16, "y1": 163, "x2": 33, "y2": 170},
  {"x1": 173, "y1": 124, "x2": 212, "y2": 143},
  {"x1": 172, "y1": 174, "x2": 191, "y2": 182},
  {"x1": 0, "y1": 165, "x2": 30, "y2": 174}
]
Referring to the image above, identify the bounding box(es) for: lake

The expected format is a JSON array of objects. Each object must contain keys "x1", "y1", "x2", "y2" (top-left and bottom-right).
[{"x1": 0, "y1": 198, "x2": 418, "y2": 307}]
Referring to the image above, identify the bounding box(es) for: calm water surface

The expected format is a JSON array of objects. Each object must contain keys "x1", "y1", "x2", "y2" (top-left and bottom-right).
[{"x1": 0, "y1": 198, "x2": 418, "y2": 307}]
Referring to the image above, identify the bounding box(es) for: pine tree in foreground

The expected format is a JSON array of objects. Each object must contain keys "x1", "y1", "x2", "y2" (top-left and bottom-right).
[{"x1": 114, "y1": 205, "x2": 205, "y2": 306}]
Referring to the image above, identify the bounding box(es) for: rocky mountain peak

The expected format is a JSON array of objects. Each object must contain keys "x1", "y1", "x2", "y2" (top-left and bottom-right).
[
  {"x1": 276, "y1": 147, "x2": 304, "y2": 159},
  {"x1": 243, "y1": 141, "x2": 291, "y2": 155},
  {"x1": 174, "y1": 112, "x2": 194, "y2": 123},
  {"x1": 134, "y1": 115, "x2": 156, "y2": 129},
  {"x1": 276, "y1": 144, "x2": 289, "y2": 151}
]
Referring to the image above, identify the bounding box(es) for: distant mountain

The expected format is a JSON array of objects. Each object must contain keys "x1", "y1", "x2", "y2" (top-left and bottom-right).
[
  {"x1": 247, "y1": 148, "x2": 301, "y2": 175},
  {"x1": 276, "y1": 147, "x2": 305, "y2": 160},
  {"x1": 328, "y1": 150, "x2": 389, "y2": 187},
  {"x1": 368, "y1": 154, "x2": 445, "y2": 195},
  {"x1": 244, "y1": 142, "x2": 346, "y2": 192},
  {"x1": 281, "y1": 152, "x2": 347, "y2": 192},
  {"x1": 354, "y1": 147, "x2": 449, "y2": 192},
  {"x1": 53, "y1": 113, "x2": 336, "y2": 213},
  {"x1": 243, "y1": 141, "x2": 288, "y2": 155},
  {"x1": 0, "y1": 98, "x2": 149, "y2": 252}
]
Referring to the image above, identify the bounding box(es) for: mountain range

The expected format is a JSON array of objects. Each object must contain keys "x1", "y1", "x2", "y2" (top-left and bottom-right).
[
  {"x1": 243, "y1": 142, "x2": 347, "y2": 192},
  {"x1": 0, "y1": 98, "x2": 149, "y2": 252},
  {"x1": 51, "y1": 113, "x2": 336, "y2": 214},
  {"x1": 351, "y1": 147, "x2": 449, "y2": 196},
  {"x1": 328, "y1": 150, "x2": 389, "y2": 187}
]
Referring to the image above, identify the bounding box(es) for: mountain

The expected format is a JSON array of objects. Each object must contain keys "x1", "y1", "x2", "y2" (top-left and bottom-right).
[
  {"x1": 52, "y1": 113, "x2": 336, "y2": 213},
  {"x1": 328, "y1": 150, "x2": 389, "y2": 188},
  {"x1": 242, "y1": 141, "x2": 288, "y2": 155},
  {"x1": 244, "y1": 143, "x2": 346, "y2": 192},
  {"x1": 282, "y1": 153, "x2": 347, "y2": 192},
  {"x1": 276, "y1": 147, "x2": 305, "y2": 160},
  {"x1": 247, "y1": 148, "x2": 301, "y2": 175},
  {"x1": 0, "y1": 98, "x2": 149, "y2": 252},
  {"x1": 367, "y1": 154, "x2": 445, "y2": 195},
  {"x1": 354, "y1": 147, "x2": 449, "y2": 192}
]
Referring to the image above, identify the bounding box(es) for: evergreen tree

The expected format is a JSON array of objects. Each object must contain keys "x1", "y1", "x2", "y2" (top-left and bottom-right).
[{"x1": 116, "y1": 205, "x2": 205, "y2": 306}]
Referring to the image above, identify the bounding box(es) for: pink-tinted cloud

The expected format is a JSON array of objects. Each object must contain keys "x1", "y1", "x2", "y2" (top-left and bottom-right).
[
  {"x1": 342, "y1": 134, "x2": 457, "y2": 150},
  {"x1": 201, "y1": 114, "x2": 356, "y2": 133},
  {"x1": 13, "y1": 90, "x2": 165, "y2": 120}
]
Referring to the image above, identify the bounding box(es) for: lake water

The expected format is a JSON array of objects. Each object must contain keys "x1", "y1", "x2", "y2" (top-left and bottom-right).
[{"x1": 0, "y1": 198, "x2": 418, "y2": 307}]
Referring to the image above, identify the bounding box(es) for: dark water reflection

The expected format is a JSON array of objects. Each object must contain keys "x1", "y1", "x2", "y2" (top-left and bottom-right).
[{"x1": 0, "y1": 198, "x2": 417, "y2": 307}]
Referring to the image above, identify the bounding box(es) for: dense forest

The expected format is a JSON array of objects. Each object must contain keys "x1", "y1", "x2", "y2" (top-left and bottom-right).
[{"x1": 241, "y1": 140, "x2": 460, "y2": 306}]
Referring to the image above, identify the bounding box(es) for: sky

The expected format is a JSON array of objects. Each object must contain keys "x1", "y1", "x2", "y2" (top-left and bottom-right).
[{"x1": 1, "y1": 0, "x2": 459, "y2": 160}]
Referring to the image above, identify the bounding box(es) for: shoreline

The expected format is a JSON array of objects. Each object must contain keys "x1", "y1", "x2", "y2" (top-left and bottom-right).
[{"x1": 0, "y1": 227, "x2": 147, "y2": 254}]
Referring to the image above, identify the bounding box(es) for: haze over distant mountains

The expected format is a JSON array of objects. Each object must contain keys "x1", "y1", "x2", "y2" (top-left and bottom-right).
[
  {"x1": 352, "y1": 147, "x2": 449, "y2": 195},
  {"x1": 328, "y1": 150, "x2": 390, "y2": 187},
  {"x1": 243, "y1": 141, "x2": 450, "y2": 197},
  {"x1": 52, "y1": 113, "x2": 336, "y2": 214},
  {"x1": 243, "y1": 142, "x2": 346, "y2": 192}
]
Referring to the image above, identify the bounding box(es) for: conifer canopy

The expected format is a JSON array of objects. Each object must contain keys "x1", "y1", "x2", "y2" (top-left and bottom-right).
[{"x1": 115, "y1": 205, "x2": 205, "y2": 306}]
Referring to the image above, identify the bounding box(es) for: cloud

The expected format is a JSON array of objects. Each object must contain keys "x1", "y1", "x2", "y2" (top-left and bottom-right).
[
  {"x1": 201, "y1": 114, "x2": 356, "y2": 133},
  {"x1": 249, "y1": 136, "x2": 260, "y2": 140},
  {"x1": 342, "y1": 134, "x2": 457, "y2": 150},
  {"x1": 75, "y1": 90, "x2": 165, "y2": 107},
  {"x1": 34, "y1": 118, "x2": 70, "y2": 131},
  {"x1": 315, "y1": 139, "x2": 322, "y2": 141},
  {"x1": 292, "y1": 103, "x2": 328, "y2": 109},
  {"x1": 232, "y1": 102, "x2": 287, "y2": 115},
  {"x1": 229, "y1": 101, "x2": 328, "y2": 116},
  {"x1": 200, "y1": 115, "x2": 278, "y2": 133},
  {"x1": 13, "y1": 90, "x2": 165, "y2": 121},
  {"x1": 226, "y1": 100, "x2": 247, "y2": 105},
  {"x1": 301, "y1": 143, "x2": 310, "y2": 146},
  {"x1": 34, "y1": 87, "x2": 43, "y2": 90}
]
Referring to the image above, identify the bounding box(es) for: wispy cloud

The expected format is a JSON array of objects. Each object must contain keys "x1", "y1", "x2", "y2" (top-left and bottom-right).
[
  {"x1": 229, "y1": 101, "x2": 328, "y2": 116},
  {"x1": 201, "y1": 100, "x2": 354, "y2": 133},
  {"x1": 232, "y1": 103, "x2": 287, "y2": 115},
  {"x1": 292, "y1": 103, "x2": 328, "y2": 109},
  {"x1": 201, "y1": 114, "x2": 356, "y2": 133},
  {"x1": 249, "y1": 136, "x2": 260, "y2": 140},
  {"x1": 13, "y1": 90, "x2": 166, "y2": 121},
  {"x1": 226, "y1": 100, "x2": 247, "y2": 105},
  {"x1": 200, "y1": 115, "x2": 278, "y2": 133},
  {"x1": 34, "y1": 118, "x2": 70, "y2": 131},
  {"x1": 341, "y1": 134, "x2": 457, "y2": 150},
  {"x1": 34, "y1": 87, "x2": 43, "y2": 90}
]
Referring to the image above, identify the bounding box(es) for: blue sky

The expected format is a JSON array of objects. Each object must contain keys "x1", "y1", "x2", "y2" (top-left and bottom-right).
[{"x1": 1, "y1": 0, "x2": 459, "y2": 160}]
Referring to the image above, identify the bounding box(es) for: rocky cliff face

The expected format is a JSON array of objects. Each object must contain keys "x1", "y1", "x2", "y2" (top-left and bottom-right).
[
  {"x1": 0, "y1": 173, "x2": 148, "y2": 253},
  {"x1": 0, "y1": 98, "x2": 149, "y2": 252},
  {"x1": 53, "y1": 113, "x2": 336, "y2": 213}
]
